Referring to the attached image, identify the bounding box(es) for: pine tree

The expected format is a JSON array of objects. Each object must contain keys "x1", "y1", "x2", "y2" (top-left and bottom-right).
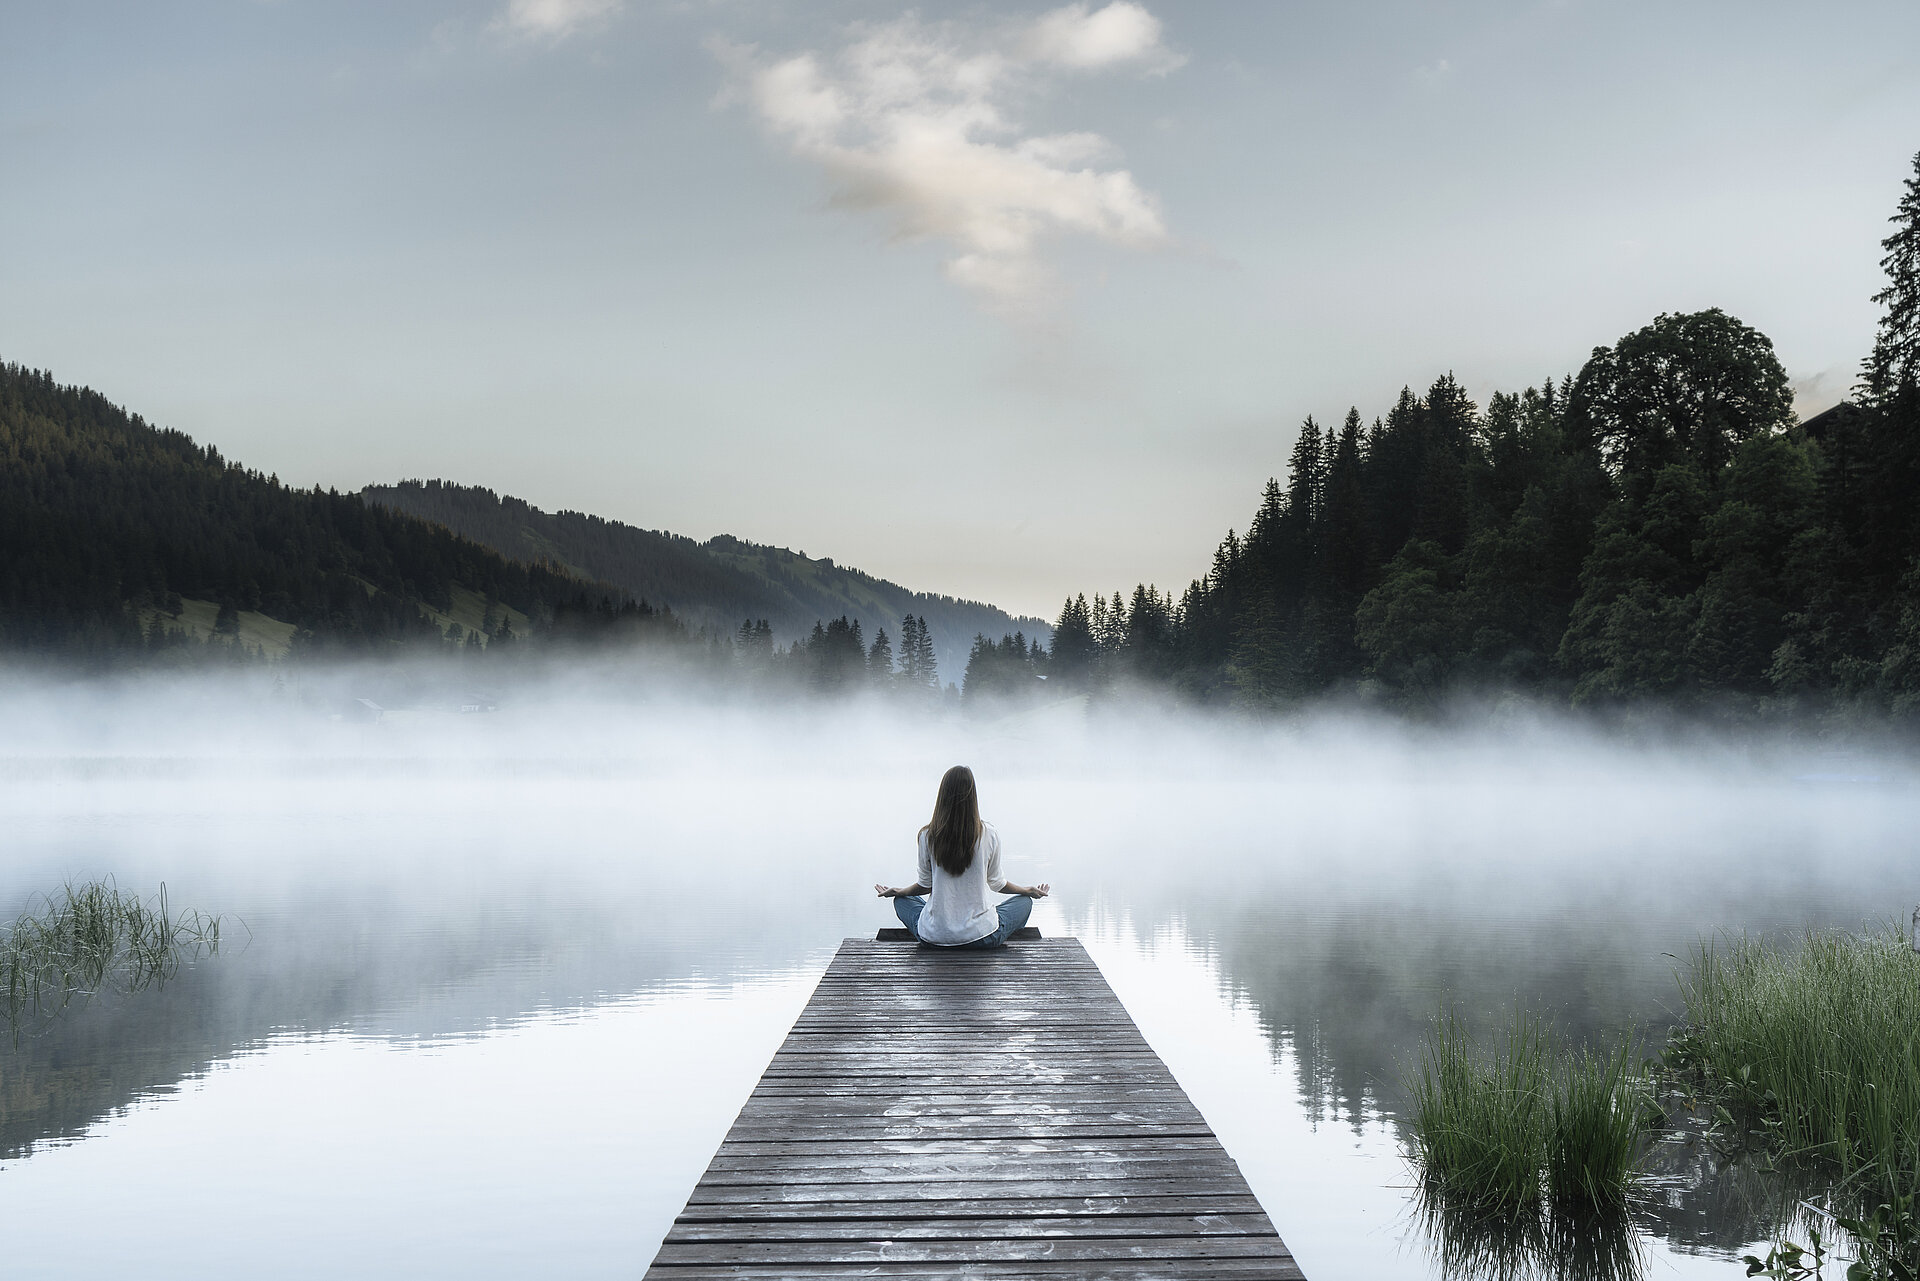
[
  {"x1": 1321, "y1": 409, "x2": 1372, "y2": 601},
  {"x1": 914, "y1": 615, "x2": 938, "y2": 688},
  {"x1": 1365, "y1": 387, "x2": 1426, "y2": 559},
  {"x1": 962, "y1": 633, "x2": 992, "y2": 701},
  {"x1": 1249, "y1": 478, "x2": 1285, "y2": 545},
  {"x1": 1285, "y1": 420, "x2": 1323, "y2": 524},
  {"x1": 899, "y1": 615, "x2": 922, "y2": 684},
  {"x1": 1099, "y1": 593, "x2": 1126, "y2": 653},
  {"x1": 868, "y1": 626, "x2": 894, "y2": 681},
  {"x1": 1863, "y1": 150, "x2": 1920, "y2": 406},
  {"x1": 1049, "y1": 594, "x2": 1097, "y2": 688}
]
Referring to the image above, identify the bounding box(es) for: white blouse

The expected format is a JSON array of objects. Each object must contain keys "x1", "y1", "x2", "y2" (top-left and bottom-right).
[{"x1": 914, "y1": 823, "x2": 1007, "y2": 945}]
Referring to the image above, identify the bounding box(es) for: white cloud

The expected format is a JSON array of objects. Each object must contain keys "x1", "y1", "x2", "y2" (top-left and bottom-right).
[
  {"x1": 714, "y1": 3, "x2": 1178, "y2": 317},
  {"x1": 1022, "y1": 2, "x2": 1182, "y2": 73},
  {"x1": 1791, "y1": 362, "x2": 1855, "y2": 420},
  {"x1": 491, "y1": 0, "x2": 622, "y2": 45}
]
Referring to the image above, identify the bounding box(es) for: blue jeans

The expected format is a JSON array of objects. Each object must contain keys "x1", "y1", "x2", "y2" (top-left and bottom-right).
[{"x1": 894, "y1": 894, "x2": 1032, "y2": 948}]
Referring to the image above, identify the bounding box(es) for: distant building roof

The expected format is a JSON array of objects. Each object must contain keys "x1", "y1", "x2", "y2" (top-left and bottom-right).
[{"x1": 1800, "y1": 400, "x2": 1868, "y2": 442}]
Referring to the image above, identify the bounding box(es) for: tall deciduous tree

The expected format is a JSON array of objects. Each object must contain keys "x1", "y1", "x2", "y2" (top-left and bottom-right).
[{"x1": 1566, "y1": 309, "x2": 1794, "y2": 498}]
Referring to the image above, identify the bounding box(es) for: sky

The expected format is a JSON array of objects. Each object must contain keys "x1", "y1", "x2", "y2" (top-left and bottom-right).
[{"x1": 3, "y1": 1, "x2": 1917, "y2": 619}]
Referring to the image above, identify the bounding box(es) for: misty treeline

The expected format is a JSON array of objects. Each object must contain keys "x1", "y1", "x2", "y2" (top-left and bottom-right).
[
  {"x1": 722, "y1": 612, "x2": 941, "y2": 698},
  {"x1": 724, "y1": 611, "x2": 1048, "y2": 703},
  {"x1": 1032, "y1": 150, "x2": 1920, "y2": 720}
]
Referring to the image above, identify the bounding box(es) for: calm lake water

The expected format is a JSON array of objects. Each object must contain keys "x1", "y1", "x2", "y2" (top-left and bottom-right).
[{"x1": 1, "y1": 688, "x2": 1914, "y2": 1279}]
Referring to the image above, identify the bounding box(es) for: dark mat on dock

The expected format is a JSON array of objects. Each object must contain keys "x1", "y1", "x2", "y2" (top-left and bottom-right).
[
  {"x1": 874, "y1": 926, "x2": 1042, "y2": 941},
  {"x1": 644, "y1": 937, "x2": 1303, "y2": 1279}
]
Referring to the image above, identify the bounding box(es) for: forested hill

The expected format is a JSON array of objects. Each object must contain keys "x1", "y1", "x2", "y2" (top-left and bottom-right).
[
  {"x1": 990, "y1": 151, "x2": 1920, "y2": 717},
  {"x1": 1026, "y1": 312, "x2": 1920, "y2": 716},
  {"x1": 363, "y1": 480, "x2": 1048, "y2": 672},
  {"x1": 0, "y1": 364, "x2": 640, "y2": 658}
]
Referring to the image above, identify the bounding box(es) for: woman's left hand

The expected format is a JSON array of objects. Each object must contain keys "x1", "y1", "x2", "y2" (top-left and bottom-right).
[{"x1": 1028, "y1": 883, "x2": 1050, "y2": 898}]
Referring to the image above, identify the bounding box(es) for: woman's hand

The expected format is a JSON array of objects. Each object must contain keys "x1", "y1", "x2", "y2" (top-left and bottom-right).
[
  {"x1": 1028, "y1": 883, "x2": 1050, "y2": 899},
  {"x1": 874, "y1": 883, "x2": 897, "y2": 898}
]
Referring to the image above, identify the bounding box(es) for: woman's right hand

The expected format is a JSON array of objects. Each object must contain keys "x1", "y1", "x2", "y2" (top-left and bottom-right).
[{"x1": 874, "y1": 883, "x2": 896, "y2": 898}]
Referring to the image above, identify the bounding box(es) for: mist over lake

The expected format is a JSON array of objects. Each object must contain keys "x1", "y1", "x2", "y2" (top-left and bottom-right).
[
  {"x1": 7, "y1": 3, "x2": 1920, "y2": 1276},
  {"x1": 3, "y1": 673, "x2": 1913, "y2": 1278}
]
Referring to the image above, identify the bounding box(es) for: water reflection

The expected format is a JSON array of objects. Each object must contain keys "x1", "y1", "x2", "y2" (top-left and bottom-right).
[
  {"x1": 1638, "y1": 1130, "x2": 1794, "y2": 1259},
  {"x1": 0, "y1": 875, "x2": 847, "y2": 1162},
  {"x1": 1411, "y1": 1188, "x2": 1649, "y2": 1281}
]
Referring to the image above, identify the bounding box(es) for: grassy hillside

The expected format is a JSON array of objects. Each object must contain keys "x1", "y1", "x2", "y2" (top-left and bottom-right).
[{"x1": 365, "y1": 480, "x2": 1049, "y2": 676}]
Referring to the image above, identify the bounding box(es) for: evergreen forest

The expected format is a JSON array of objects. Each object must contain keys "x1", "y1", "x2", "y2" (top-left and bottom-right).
[
  {"x1": 0, "y1": 366, "x2": 618, "y2": 661},
  {"x1": 1027, "y1": 150, "x2": 1920, "y2": 721}
]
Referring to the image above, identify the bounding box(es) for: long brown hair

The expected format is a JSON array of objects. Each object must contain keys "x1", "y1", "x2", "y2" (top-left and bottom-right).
[{"x1": 922, "y1": 765, "x2": 983, "y2": 877}]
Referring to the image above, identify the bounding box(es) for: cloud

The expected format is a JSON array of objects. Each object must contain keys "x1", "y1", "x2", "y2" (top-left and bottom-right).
[
  {"x1": 1790, "y1": 362, "x2": 1856, "y2": 420},
  {"x1": 714, "y1": 3, "x2": 1178, "y2": 317},
  {"x1": 491, "y1": 0, "x2": 622, "y2": 44},
  {"x1": 1022, "y1": 2, "x2": 1182, "y2": 73}
]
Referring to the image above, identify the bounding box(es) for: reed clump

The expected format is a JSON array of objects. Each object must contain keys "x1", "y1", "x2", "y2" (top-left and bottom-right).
[
  {"x1": 1671, "y1": 926, "x2": 1920, "y2": 1195},
  {"x1": 1409, "y1": 1009, "x2": 1650, "y2": 1219},
  {"x1": 1, "y1": 879, "x2": 226, "y2": 1041},
  {"x1": 1548, "y1": 1042, "x2": 1646, "y2": 1211}
]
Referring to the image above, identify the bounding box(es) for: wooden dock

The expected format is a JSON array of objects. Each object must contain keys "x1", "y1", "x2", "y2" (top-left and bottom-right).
[{"x1": 645, "y1": 935, "x2": 1303, "y2": 1279}]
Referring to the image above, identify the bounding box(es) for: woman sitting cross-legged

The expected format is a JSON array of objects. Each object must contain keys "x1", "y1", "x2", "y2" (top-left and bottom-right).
[{"x1": 875, "y1": 764, "x2": 1049, "y2": 948}]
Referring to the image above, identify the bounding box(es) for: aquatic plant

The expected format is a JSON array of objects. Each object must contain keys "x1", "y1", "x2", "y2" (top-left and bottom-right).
[
  {"x1": 1548, "y1": 1041, "x2": 1646, "y2": 1210},
  {"x1": 1408, "y1": 1008, "x2": 1554, "y2": 1217},
  {"x1": 1408, "y1": 1008, "x2": 1650, "y2": 1219},
  {"x1": 1671, "y1": 925, "x2": 1920, "y2": 1197},
  {"x1": 1, "y1": 879, "x2": 227, "y2": 1041},
  {"x1": 1669, "y1": 926, "x2": 1920, "y2": 1277}
]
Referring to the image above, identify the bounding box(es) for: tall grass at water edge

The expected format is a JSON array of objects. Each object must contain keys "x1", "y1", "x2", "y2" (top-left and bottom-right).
[
  {"x1": 1, "y1": 879, "x2": 227, "y2": 1042},
  {"x1": 1672, "y1": 926, "x2": 1920, "y2": 1195},
  {"x1": 1409, "y1": 1009, "x2": 1649, "y2": 1217}
]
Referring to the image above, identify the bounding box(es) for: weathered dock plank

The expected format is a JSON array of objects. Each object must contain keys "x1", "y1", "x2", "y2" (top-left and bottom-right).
[{"x1": 645, "y1": 937, "x2": 1302, "y2": 1280}]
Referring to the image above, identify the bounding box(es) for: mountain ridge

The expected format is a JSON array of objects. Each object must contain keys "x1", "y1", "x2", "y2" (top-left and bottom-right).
[
  {"x1": 362, "y1": 479, "x2": 1050, "y2": 676},
  {"x1": 0, "y1": 363, "x2": 615, "y2": 658}
]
